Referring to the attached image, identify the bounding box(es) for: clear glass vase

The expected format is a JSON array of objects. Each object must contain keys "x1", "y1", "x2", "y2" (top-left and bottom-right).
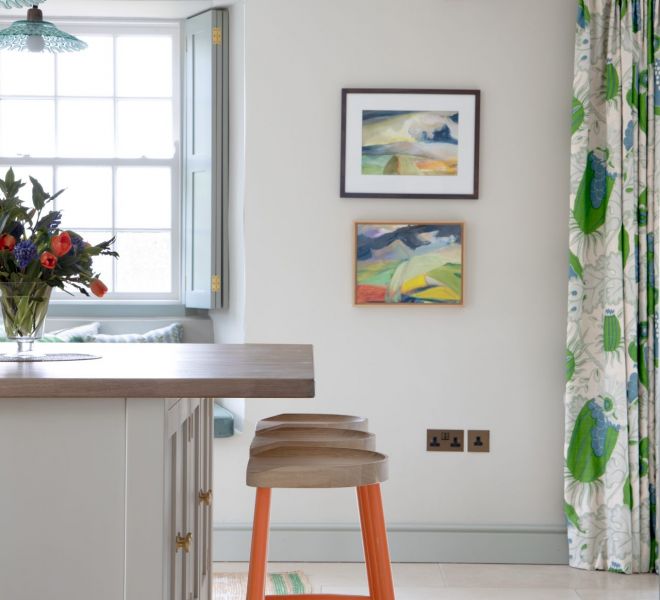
[{"x1": 0, "y1": 281, "x2": 52, "y2": 356}]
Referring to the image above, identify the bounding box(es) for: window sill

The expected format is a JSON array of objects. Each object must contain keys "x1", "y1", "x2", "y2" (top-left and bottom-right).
[{"x1": 48, "y1": 301, "x2": 193, "y2": 318}]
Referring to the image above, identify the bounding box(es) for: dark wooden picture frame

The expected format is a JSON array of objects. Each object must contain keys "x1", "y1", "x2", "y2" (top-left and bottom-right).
[{"x1": 340, "y1": 89, "x2": 480, "y2": 199}]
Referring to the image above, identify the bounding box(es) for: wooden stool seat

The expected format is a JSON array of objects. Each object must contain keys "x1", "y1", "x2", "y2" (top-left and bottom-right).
[
  {"x1": 246, "y1": 446, "x2": 388, "y2": 489},
  {"x1": 256, "y1": 413, "x2": 369, "y2": 432},
  {"x1": 251, "y1": 426, "x2": 377, "y2": 454}
]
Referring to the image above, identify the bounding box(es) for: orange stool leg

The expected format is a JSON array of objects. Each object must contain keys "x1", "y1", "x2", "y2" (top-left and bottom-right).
[
  {"x1": 364, "y1": 484, "x2": 395, "y2": 600},
  {"x1": 247, "y1": 487, "x2": 272, "y2": 600},
  {"x1": 357, "y1": 486, "x2": 380, "y2": 598}
]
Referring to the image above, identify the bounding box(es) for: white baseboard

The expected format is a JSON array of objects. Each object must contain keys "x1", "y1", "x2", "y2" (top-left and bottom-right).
[{"x1": 213, "y1": 523, "x2": 568, "y2": 564}]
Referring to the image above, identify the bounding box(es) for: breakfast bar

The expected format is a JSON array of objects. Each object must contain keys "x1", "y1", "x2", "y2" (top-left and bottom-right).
[{"x1": 0, "y1": 343, "x2": 315, "y2": 600}]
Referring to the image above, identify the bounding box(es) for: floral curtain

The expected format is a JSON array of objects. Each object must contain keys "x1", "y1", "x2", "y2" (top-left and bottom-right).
[{"x1": 565, "y1": 0, "x2": 659, "y2": 573}]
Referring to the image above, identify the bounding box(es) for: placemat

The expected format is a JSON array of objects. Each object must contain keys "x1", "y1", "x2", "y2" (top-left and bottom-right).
[{"x1": 0, "y1": 353, "x2": 100, "y2": 362}]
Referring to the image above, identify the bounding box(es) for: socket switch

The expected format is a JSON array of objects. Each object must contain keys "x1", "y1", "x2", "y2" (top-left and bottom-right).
[
  {"x1": 426, "y1": 429, "x2": 464, "y2": 452},
  {"x1": 467, "y1": 430, "x2": 490, "y2": 452}
]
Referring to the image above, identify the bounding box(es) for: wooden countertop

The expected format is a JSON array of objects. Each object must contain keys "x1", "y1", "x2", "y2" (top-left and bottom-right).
[{"x1": 0, "y1": 343, "x2": 315, "y2": 398}]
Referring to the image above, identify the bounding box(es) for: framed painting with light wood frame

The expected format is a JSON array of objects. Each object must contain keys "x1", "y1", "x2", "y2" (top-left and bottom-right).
[
  {"x1": 341, "y1": 89, "x2": 480, "y2": 198},
  {"x1": 354, "y1": 222, "x2": 464, "y2": 306}
]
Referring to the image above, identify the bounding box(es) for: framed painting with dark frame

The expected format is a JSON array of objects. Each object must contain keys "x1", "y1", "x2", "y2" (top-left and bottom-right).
[
  {"x1": 354, "y1": 221, "x2": 464, "y2": 306},
  {"x1": 341, "y1": 89, "x2": 480, "y2": 199}
]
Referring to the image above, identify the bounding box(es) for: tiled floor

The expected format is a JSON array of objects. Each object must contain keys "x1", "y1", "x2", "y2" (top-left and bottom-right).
[{"x1": 214, "y1": 562, "x2": 659, "y2": 599}]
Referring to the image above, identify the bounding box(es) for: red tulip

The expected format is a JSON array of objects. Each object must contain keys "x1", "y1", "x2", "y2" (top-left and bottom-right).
[
  {"x1": 51, "y1": 232, "x2": 72, "y2": 257},
  {"x1": 90, "y1": 278, "x2": 108, "y2": 298},
  {"x1": 40, "y1": 251, "x2": 58, "y2": 269},
  {"x1": 0, "y1": 234, "x2": 16, "y2": 251}
]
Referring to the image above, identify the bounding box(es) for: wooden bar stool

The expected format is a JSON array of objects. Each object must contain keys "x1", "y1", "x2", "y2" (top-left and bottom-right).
[
  {"x1": 245, "y1": 446, "x2": 395, "y2": 600},
  {"x1": 256, "y1": 413, "x2": 369, "y2": 432},
  {"x1": 251, "y1": 426, "x2": 377, "y2": 454}
]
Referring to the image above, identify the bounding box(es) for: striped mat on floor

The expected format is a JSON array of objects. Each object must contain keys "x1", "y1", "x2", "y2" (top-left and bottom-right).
[{"x1": 213, "y1": 571, "x2": 312, "y2": 598}]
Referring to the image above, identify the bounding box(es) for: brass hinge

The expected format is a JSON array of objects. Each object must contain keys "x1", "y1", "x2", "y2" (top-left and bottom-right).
[
  {"x1": 199, "y1": 489, "x2": 213, "y2": 506},
  {"x1": 212, "y1": 27, "x2": 222, "y2": 45},
  {"x1": 175, "y1": 532, "x2": 192, "y2": 553},
  {"x1": 211, "y1": 275, "x2": 221, "y2": 293}
]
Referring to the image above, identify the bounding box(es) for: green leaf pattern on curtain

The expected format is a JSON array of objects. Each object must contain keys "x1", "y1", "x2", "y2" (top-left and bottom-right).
[{"x1": 566, "y1": 0, "x2": 659, "y2": 573}]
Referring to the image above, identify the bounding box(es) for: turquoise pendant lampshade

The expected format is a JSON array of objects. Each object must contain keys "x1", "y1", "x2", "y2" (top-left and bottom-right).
[
  {"x1": 0, "y1": 0, "x2": 45, "y2": 7},
  {"x1": 0, "y1": 5, "x2": 86, "y2": 52}
]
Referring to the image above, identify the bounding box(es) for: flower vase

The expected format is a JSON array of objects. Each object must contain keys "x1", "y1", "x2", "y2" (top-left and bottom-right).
[{"x1": 0, "y1": 281, "x2": 52, "y2": 356}]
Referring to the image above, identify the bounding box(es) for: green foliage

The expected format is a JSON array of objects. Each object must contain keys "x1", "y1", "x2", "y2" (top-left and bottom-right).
[
  {"x1": 569, "y1": 251, "x2": 584, "y2": 279},
  {"x1": 572, "y1": 97, "x2": 585, "y2": 134},
  {"x1": 623, "y1": 476, "x2": 632, "y2": 510},
  {"x1": 566, "y1": 348, "x2": 576, "y2": 381},
  {"x1": 627, "y1": 65, "x2": 639, "y2": 108},
  {"x1": 573, "y1": 150, "x2": 614, "y2": 234},
  {"x1": 603, "y1": 312, "x2": 622, "y2": 352},
  {"x1": 639, "y1": 189, "x2": 648, "y2": 225},
  {"x1": 578, "y1": 0, "x2": 591, "y2": 25},
  {"x1": 619, "y1": 226, "x2": 630, "y2": 267},
  {"x1": 605, "y1": 63, "x2": 620, "y2": 100},
  {"x1": 567, "y1": 402, "x2": 619, "y2": 483},
  {"x1": 564, "y1": 502, "x2": 585, "y2": 532},
  {"x1": 639, "y1": 437, "x2": 649, "y2": 476},
  {"x1": 639, "y1": 341, "x2": 649, "y2": 387}
]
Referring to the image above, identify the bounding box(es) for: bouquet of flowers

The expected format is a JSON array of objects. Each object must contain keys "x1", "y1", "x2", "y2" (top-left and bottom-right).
[{"x1": 0, "y1": 168, "x2": 118, "y2": 344}]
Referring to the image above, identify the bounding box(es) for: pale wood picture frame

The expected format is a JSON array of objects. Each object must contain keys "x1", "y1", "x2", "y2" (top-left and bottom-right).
[{"x1": 354, "y1": 221, "x2": 464, "y2": 306}]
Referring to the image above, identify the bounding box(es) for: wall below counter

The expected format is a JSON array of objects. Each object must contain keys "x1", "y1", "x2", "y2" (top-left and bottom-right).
[{"x1": 214, "y1": 0, "x2": 575, "y2": 562}]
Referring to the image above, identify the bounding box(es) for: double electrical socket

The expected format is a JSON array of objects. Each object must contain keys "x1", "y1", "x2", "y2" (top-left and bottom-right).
[{"x1": 426, "y1": 429, "x2": 490, "y2": 452}]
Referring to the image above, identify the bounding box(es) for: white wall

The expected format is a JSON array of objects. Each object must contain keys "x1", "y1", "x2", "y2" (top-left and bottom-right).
[{"x1": 213, "y1": 0, "x2": 575, "y2": 550}]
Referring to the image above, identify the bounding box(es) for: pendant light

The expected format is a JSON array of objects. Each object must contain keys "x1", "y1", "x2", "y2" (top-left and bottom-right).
[
  {"x1": 0, "y1": 4, "x2": 87, "y2": 52},
  {"x1": 0, "y1": 0, "x2": 45, "y2": 7}
]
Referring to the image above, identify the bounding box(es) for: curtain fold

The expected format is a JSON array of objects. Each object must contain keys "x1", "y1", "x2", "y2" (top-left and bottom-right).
[{"x1": 566, "y1": 0, "x2": 659, "y2": 573}]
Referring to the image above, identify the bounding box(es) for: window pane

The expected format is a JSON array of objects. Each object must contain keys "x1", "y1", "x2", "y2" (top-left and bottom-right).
[
  {"x1": 115, "y1": 231, "x2": 171, "y2": 293},
  {"x1": 57, "y1": 35, "x2": 113, "y2": 97},
  {"x1": 86, "y1": 230, "x2": 115, "y2": 293},
  {"x1": 116, "y1": 35, "x2": 172, "y2": 98},
  {"x1": 0, "y1": 166, "x2": 53, "y2": 193},
  {"x1": 55, "y1": 167, "x2": 112, "y2": 229},
  {"x1": 0, "y1": 51, "x2": 54, "y2": 96},
  {"x1": 116, "y1": 167, "x2": 171, "y2": 229},
  {"x1": 57, "y1": 99, "x2": 114, "y2": 157},
  {"x1": 116, "y1": 99, "x2": 173, "y2": 158},
  {"x1": 78, "y1": 230, "x2": 115, "y2": 293},
  {"x1": 0, "y1": 99, "x2": 55, "y2": 157}
]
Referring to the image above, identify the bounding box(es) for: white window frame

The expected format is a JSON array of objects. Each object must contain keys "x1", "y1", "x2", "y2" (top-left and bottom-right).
[{"x1": 0, "y1": 19, "x2": 183, "y2": 309}]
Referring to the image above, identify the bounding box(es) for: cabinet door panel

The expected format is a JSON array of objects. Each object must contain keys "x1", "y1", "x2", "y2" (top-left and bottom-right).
[{"x1": 169, "y1": 424, "x2": 184, "y2": 600}]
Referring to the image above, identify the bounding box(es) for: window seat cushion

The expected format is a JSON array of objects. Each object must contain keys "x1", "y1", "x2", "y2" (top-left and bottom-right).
[{"x1": 84, "y1": 322, "x2": 183, "y2": 343}]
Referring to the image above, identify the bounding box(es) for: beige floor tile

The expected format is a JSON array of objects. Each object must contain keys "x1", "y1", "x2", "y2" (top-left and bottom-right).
[
  {"x1": 213, "y1": 562, "x2": 659, "y2": 597},
  {"x1": 440, "y1": 563, "x2": 659, "y2": 590},
  {"x1": 214, "y1": 561, "x2": 446, "y2": 590},
  {"x1": 322, "y1": 586, "x2": 582, "y2": 599},
  {"x1": 576, "y1": 591, "x2": 659, "y2": 600}
]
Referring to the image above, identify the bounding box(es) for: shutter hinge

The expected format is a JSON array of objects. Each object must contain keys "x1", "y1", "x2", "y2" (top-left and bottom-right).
[
  {"x1": 211, "y1": 275, "x2": 221, "y2": 293},
  {"x1": 212, "y1": 27, "x2": 222, "y2": 45}
]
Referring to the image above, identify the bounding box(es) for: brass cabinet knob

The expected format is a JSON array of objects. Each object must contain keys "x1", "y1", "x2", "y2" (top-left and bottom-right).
[
  {"x1": 199, "y1": 489, "x2": 213, "y2": 505},
  {"x1": 175, "y1": 532, "x2": 192, "y2": 553}
]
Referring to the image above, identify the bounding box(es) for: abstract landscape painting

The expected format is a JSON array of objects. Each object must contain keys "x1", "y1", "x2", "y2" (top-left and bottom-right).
[
  {"x1": 355, "y1": 222, "x2": 463, "y2": 305},
  {"x1": 361, "y1": 110, "x2": 459, "y2": 176}
]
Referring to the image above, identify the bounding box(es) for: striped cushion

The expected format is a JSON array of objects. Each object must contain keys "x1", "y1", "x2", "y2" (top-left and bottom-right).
[
  {"x1": 90, "y1": 332, "x2": 147, "y2": 343},
  {"x1": 143, "y1": 323, "x2": 184, "y2": 343},
  {"x1": 86, "y1": 323, "x2": 183, "y2": 343},
  {"x1": 45, "y1": 322, "x2": 101, "y2": 342}
]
